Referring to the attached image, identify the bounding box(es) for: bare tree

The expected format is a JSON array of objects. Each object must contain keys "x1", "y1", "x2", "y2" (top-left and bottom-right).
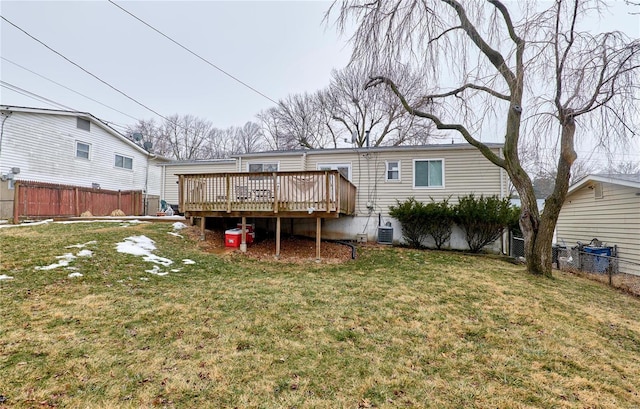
[
  {"x1": 126, "y1": 118, "x2": 172, "y2": 158},
  {"x1": 262, "y1": 92, "x2": 333, "y2": 149},
  {"x1": 332, "y1": 0, "x2": 639, "y2": 276}
]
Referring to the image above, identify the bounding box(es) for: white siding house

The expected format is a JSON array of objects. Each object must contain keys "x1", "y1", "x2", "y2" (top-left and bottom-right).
[
  {"x1": 168, "y1": 144, "x2": 509, "y2": 252},
  {"x1": 556, "y1": 173, "x2": 640, "y2": 276},
  {"x1": 0, "y1": 106, "x2": 164, "y2": 218}
]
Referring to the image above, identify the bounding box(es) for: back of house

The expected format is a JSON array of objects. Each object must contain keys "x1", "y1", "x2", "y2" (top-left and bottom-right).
[{"x1": 164, "y1": 143, "x2": 508, "y2": 251}]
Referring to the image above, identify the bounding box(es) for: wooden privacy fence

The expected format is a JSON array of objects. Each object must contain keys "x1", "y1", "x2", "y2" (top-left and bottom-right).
[{"x1": 13, "y1": 180, "x2": 143, "y2": 222}]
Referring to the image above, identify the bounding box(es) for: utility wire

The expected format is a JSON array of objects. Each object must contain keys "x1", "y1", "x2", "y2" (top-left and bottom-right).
[
  {"x1": 107, "y1": 0, "x2": 279, "y2": 105},
  {"x1": 1, "y1": 80, "x2": 77, "y2": 111},
  {"x1": 1, "y1": 14, "x2": 173, "y2": 123},
  {"x1": 1, "y1": 56, "x2": 141, "y2": 122}
]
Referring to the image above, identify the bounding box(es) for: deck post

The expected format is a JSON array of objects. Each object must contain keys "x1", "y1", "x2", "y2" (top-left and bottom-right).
[
  {"x1": 275, "y1": 216, "x2": 281, "y2": 259},
  {"x1": 200, "y1": 217, "x2": 206, "y2": 241},
  {"x1": 240, "y1": 216, "x2": 247, "y2": 253},
  {"x1": 316, "y1": 217, "x2": 321, "y2": 262}
]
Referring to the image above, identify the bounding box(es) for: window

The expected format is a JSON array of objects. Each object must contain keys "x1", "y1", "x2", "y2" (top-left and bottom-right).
[
  {"x1": 385, "y1": 160, "x2": 400, "y2": 181},
  {"x1": 413, "y1": 159, "x2": 444, "y2": 188},
  {"x1": 77, "y1": 117, "x2": 90, "y2": 131},
  {"x1": 76, "y1": 142, "x2": 90, "y2": 159},
  {"x1": 115, "y1": 154, "x2": 133, "y2": 170},
  {"x1": 317, "y1": 163, "x2": 351, "y2": 180},
  {"x1": 248, "y1": 163, "x2": 279, "y2": 172}
]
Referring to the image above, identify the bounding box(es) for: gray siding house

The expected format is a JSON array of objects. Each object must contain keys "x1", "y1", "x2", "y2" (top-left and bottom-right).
[{"x1": 557, "y1": 173, "x2": 640, "y2": 276}]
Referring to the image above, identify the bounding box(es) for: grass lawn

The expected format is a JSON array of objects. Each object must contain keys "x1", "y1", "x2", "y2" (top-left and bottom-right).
[{"x1": 1, "y1": 220, "x2": 639, "y2": 408}]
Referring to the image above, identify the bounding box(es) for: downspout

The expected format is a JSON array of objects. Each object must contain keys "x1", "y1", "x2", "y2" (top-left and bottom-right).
[{"x1": 160, "y1": 165, "x2": 166, "y2": 203}]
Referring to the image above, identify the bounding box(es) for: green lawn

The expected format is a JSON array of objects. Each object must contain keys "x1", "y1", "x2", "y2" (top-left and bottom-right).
[{"x1": 1, "y1": 221, "x2": 639, "y2": 408}]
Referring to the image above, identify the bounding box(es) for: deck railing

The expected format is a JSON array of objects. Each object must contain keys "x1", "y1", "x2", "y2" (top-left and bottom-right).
[{"x1": 177, "y1": 170, "x2": 356, "y2": 216}]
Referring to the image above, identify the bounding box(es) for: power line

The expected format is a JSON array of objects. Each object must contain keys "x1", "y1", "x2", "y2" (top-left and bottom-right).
[
  {"x1": 107, "y1": 0, "x2": 279, "y2": 105},
  {"x1": 1, "y1": 80, "x2": 77, "y2": 111},
  {"x1": 1, "y1": 14, "x2": 172, "y2": 123},
  {"x1": 1, "y1": 56, "x2": 141, "y2": 123}
]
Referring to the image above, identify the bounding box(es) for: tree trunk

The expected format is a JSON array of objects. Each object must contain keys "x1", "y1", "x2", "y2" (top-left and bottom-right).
[{"x1": 519, "y1": 115, "x2": 576, "y2": 277}]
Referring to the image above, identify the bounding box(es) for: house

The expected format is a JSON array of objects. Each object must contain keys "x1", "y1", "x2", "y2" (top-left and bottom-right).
[
  {"x1": 0, "y1": 106, "x2": 165, "y2": 219},
  {"x1": 556, "y1": 173, "x2": 640, "y2": 276},
  {"x1": 162, "y1": 143, "x2": 509, "y2": 253}
]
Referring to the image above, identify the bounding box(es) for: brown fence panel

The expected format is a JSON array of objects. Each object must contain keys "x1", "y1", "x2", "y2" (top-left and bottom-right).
[{"x1": 14, "y1": 180, "x2": 142, "y2": 221}]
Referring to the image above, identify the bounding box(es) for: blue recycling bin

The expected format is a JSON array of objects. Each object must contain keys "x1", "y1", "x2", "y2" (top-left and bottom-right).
[{"x1": 583, "y1": 246, "x2": 611, "y2": 273}]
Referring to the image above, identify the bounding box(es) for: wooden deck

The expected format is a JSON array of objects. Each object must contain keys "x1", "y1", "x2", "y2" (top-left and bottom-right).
[{"x1": 177, "y1": 170, "x2": 356, "y2": 218}]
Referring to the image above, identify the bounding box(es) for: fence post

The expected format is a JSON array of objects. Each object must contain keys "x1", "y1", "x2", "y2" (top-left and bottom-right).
[
  {"x1": 74, "y1": 187, "x2": 80, "y2": 216},
  {"x1": 12, "y1": 181, "x2": 20, "y2": 224}
]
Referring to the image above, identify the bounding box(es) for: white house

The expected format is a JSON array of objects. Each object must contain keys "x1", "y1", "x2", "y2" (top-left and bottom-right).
[
  {"x1": 556, "y1": 173, "x2": 640, "y2": 276},
  {"x1": 0, "y1": 106, "x2": 165, "y2": 219}
]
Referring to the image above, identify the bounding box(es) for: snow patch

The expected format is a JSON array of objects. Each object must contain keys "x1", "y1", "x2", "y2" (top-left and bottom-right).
[
  {"x1": 182, "y1": 259, "x2": 196, "y2": 265},
  {"x1": 66, "y1": 240, "x2": 97, "y2": 249},
  {"x1": 0, "y1": 219, "x2": 53, "y2": 229},
  {"x1": 0, "y1": 274, "x2": 14, "y2": 280},
  {"x1": 77, "y1": 249, "x2": 93, "y2": 257},
  {"x1": 168, "y1": 232, "x2": 183, "y2": 238},
  {"x1": 68, "y1": 272, "x2": 83, "y2": 278},
  {"x1": 35, "y1": 253, "x2": 76, "y2": 271},
  {"x1": 172, "y1": 222, "x2": 188, "y2": 230},
  {"x1": 116, "y1": 235, "x2": 173, "y2": 267},
  {"x1": 145, "y1": 265, "x2": 169, "y2": 276}
]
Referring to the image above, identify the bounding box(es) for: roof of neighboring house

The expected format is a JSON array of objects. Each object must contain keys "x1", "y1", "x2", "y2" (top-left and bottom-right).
[
  {"x1": 568, "y1": 173, "x2": 640, "y2": 195},
  {"x1": 230, "y1": 142, "x2": 504, "y2": 159},
  {"x1": 0, "y1": 105, "x2": 156, "y2": 157}
]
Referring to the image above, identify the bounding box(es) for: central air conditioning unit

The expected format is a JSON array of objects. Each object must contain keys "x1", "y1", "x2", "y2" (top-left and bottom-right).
[{"x1": 377, "y1": 226, "x2": 393, "y2": 245}]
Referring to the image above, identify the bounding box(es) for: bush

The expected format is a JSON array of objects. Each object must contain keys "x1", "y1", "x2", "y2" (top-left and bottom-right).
[
  {"x1": 424, "y1": 198, "x2": 454, "y2": 250},
  {"x1": 389, "y1": 197, "x2": 454, "y2": 249},
  {"x1": 389, "y1": 197, "x2": 428, "y2": 248},
  {"x1": 454, "y1": 194, "x2": 519, "y2": 253}
]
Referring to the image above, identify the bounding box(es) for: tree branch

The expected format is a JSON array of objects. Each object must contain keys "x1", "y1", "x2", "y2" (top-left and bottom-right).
[
  {"x1": 366, "y1": 75, "x2": 506, "y2": 168},
  {"x1": 421, "y1": 83, "x2": 510, "y2": 101},
  {"x1": 440, "y1": 0, "x2": 518, "y2": 91}
]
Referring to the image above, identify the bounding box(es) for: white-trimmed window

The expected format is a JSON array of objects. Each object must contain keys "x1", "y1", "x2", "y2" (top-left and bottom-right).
[
  {"x1": 115, "y1": 154, "x2": 133, "y2": 170},
  {"x1": 248, "y1": 162, "x2": 279, "y2": 172},
  {"x1": 413, "y1": 159, "x2": 444, "y2": 188},
  {"x1": 385, "y1": 160, "x2": 400, "y2": 181},
  {"x1": 76, "y1": 141, "x2": 90, "y2": 159},
  {"x1": 77, "y1": 117, "x2": 90, "y2": 131},
  {"x1": 317, "y1": 163, "x2": 351, "y2": 180}
]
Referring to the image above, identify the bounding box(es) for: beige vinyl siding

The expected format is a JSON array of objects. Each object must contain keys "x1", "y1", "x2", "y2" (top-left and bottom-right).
[
  {"x1": 557, "y1": 183, "x2": 640, "y2": 275},
  {"x1": 162, "y1": 161, "x2": 236, "y2": 204},
  {"x1": 240, "y1": 154, "x2": 304, "y2": 172},
  {"x1": 304, "y1": 147, "x2": 504, "y2": 216}
]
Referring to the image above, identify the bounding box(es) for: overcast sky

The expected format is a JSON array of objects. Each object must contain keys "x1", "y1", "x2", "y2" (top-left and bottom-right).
[
  {"x1": 1, "y1": 1, "x2": 352, "y2": 132},
  {"x1": 1, "y1": 0, "x2": 638, "y2": 163}
]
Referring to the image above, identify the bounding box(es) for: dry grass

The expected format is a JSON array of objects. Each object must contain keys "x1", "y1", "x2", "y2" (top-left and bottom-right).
[{"x1": 1, "y1": 221, "x2": 639, "y2": 408}]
